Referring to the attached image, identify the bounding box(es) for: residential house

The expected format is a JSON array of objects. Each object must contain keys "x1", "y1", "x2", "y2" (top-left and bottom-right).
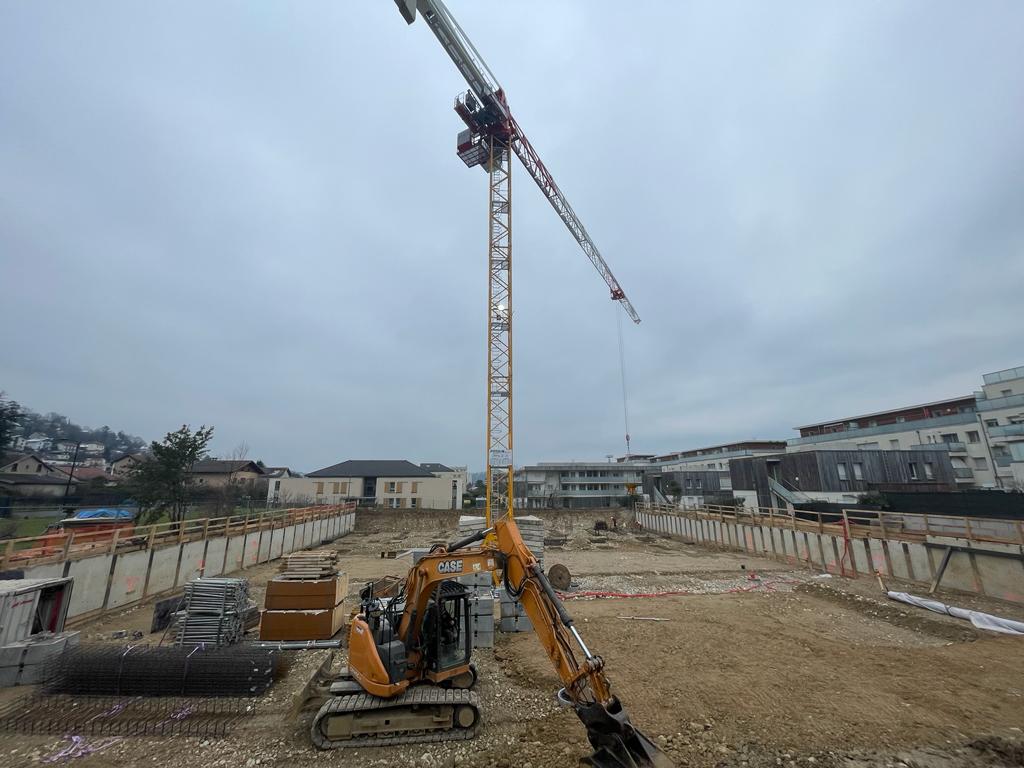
[
  {"x1": 0, "y1": 454, "x2": 66, "y2": 478},
  {"x1": 110, "y1": 453, "x2": 147, "y2": 476},
  {"x1": 419, "y1": 463, "x2": 467, "y2": 510},
  {"x1": 270, "y1": 460, "x2": 461, "y2": 509},
  {"x1": 188, "y1": 460, "x2": 267, "y2": 490},
  {"x1": 23, "y1": 434, "x2": 52, "y2": 453},
  {"x1": 265, "y1": 467, "x2": 300, "y2": 505}
]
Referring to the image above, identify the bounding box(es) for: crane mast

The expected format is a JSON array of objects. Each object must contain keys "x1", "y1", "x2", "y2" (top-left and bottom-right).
[{"x1": 395, "y1": 0, "x2": 640, "y2": 526}]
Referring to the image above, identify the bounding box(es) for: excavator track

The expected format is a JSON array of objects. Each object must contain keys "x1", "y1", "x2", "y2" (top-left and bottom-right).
[{"x1": 310, "y1": 687, "x2": 480, "y2": 749}]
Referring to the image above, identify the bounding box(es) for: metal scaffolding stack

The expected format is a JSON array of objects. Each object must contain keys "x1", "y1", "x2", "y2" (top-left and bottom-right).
[{"x1": 173, "y1": 578, "x2": 250, "y2": 647}]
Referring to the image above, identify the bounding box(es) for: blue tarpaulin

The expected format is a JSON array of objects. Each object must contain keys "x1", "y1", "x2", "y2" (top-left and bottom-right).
[{"x1": 73, "y1": 508, "x2": 135, "y2": 520}]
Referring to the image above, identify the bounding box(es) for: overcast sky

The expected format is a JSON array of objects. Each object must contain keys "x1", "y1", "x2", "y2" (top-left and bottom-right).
[{"x1": 2, "y1": 1, "x2": 1022, "y2": 472}]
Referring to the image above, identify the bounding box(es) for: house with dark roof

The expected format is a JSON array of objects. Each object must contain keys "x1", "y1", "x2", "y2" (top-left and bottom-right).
[
  {"x1": 0, "y1": 453, "x2": 66, "y2": 478},
  {"x1": 268, "y1": 459, "x2": 465, "y2": 510},
  {"x1": 110, "y1": 453, "x2": 148, "y2": 476},
  {"x1": 189, "y1": 459, "x2": 266, "y2": 489}
]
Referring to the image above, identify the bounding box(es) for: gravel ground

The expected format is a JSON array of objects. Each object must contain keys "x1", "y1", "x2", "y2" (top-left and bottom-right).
[{"x1": 2, "y1": 510, "x2": 1022, "y2": 768}]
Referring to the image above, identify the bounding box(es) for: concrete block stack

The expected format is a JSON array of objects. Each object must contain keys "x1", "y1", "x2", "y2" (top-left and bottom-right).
[
  {"x1": 468, "y1": 593, "x2": 495, "y2": 648},
  {"x1": 498, "y1": 588, "x2": 532, "y2": 633},
  {"x1": 0, "y1": 631, "x2": 80, "y2": 686},
  {"x1": 516, "y1": 515, "x2": 546, "y2": 570}
]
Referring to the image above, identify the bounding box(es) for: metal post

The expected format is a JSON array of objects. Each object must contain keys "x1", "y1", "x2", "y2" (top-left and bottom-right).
[{"x1": 484, "y1": 135, "x2": 513, "y2": 528}]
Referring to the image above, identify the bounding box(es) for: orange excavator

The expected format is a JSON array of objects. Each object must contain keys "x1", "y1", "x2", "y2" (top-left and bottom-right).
[{"x1": 310, "y1": 516, "x2": 670, "y2": 767}]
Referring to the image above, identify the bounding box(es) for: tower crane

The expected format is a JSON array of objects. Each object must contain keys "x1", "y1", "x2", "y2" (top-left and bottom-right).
[{"x1": 393, "y1": 0, "x2": 641, "y2": 526}]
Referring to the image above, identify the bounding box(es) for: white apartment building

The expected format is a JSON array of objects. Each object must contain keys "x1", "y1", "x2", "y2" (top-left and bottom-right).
[
  {"x1": 517, "y1": 462, "x2": 647, "y2": 509},
  {"x1": 787, "y1": 364, "x2": 1024, "y2": 490},
  {"x1": 269, "y1": 459, "x2": 465, "y2": 509}
]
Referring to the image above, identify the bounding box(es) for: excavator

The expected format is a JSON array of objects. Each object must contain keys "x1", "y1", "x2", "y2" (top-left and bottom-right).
[{"x1": 310, "y1": 516, "x2": 671, "y2": 767}]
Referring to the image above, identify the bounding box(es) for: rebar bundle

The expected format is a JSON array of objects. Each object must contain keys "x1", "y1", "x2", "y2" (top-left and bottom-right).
[
  {"x1": 173, "y1": 577, "x2": 250, "y2": 646},
  {"x1": 44, "y1": 644, "x2": 280, "y2": 697}
]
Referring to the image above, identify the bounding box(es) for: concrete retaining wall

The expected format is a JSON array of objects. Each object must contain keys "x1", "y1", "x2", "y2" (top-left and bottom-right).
[
  {"x1": 19, "y1": 510, "x2": 356, "y2": 624},
  {"x1": 637, "y1": 509, "x2": 1024, "y2": 604}
]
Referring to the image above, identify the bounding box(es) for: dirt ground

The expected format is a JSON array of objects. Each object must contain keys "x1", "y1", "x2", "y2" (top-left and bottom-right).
[{"x1": 2, "y1": 509, "x2": 1023, "y2": 768}]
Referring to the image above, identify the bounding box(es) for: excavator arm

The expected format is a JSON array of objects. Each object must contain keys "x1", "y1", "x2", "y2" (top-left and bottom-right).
[
  {"x1": 445, "y1": 519, "x2": 670, "y2": 767},
  {"x1": 324, "y1": 517, "x2": 669, "y2": 766}
]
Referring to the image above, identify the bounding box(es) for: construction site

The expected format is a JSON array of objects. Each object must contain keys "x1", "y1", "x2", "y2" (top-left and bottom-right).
[
  {"x1": 3, "y1": 0, "x2": 1024, "y2": 766},
  {"x1": 0, "y1": 502, "x2": 1023, "y2": 768}
]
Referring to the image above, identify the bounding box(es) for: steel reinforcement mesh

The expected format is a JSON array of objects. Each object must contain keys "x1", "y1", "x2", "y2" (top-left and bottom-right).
[
  {"x1": 43, "y1": 644, "x2": 282, "y2": 698},
  {"x1": 0, "y1": 693, "x2": 254, "y2": 737}
]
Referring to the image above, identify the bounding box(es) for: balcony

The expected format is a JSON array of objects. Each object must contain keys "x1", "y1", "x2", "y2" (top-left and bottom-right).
[
  {"x1": 953, "y1": 467, "x2": 974, "y2": 481},
  {"x1": 977, "y1": 393, "x2": 1024, "y2": 412},
  {"x1": 988, "y1": 424, "x2": 1024, "y2": 439},
  {"x1": 789, "y1": 412, "x2": 978, "y2": 446},
  {"x1": 910, "y1": 442, "x2": 966, "y2": 454},
  {"x1": 983, "y1": 366, "x2": 1024, "y2": 385}
]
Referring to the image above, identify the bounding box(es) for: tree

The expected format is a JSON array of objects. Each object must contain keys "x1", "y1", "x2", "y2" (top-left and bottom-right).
[
  {"x1": 0, "y1": 393, "x2": 21, "y2": 453},
  {"x1": 128, "y1": 425, "x2": 214, "y2": 523}
]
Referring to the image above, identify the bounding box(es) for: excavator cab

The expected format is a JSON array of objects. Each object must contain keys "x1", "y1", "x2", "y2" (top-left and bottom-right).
[{"x1": 420, "y1": 580, "x2": 472, "y2": 677}]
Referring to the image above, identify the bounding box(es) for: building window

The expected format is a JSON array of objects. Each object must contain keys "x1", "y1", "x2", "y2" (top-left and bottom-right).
[
  {"x1": 411, "y1": 482, "x2": 419, "y2": 493},
  {"x1": 889, "y1": 439, "x2": 900, "y2": 449},
  {"x1": 1001, "y1": 389, "x2": 1012, "y2": 397},
  {"x1": 386, "y1": 481, "x2": 397, "y2": 493},
  {"x1": 274, "y1": 480, "x2": 281, "y2": 491},
  {"x1": 967, "y1": 431, "x2": 980, "y2": 444},
  {"x1": 837, "y1": 463, "x2": 848, "y2": 481},
  {"x1": 685, "y1": 479, "x2": 692, "y2": 489},
  {"x1": 410, "y1": 498, "x2": 419, "y2": 508},
  {"x1": 315, "y1": 482, "x2": 324, "y2": 495},
  {"x1": 340, "y1": 482, "x2": 349, "y2": 495},
  {"x1": 940, "y1": 433, "x2": 958, "y2": 444},
  {"x1": 985, "y1": 419, "x2": 998, "y2": 428},
  {"x1": 924, "y1": 462, "x2": 934, "y2": 480},
  {"x1": 387, "y1": 498, "x2": 400, "y2": 509},
  {"x1": 695, "y1": 479, "x2": 702, "y2": 490},
  {"x1": 974, "y1": 457, "x2": 988, "y2": 470},
  {"x1": 909, "y1": 463, "x2": 919, "y2": 480},
  {"x1": 853, "y1": 462, "x2": 864, "y2": 480},
  {"x1": 331, "y1": 482, "x2": 340, "y2": 494}
]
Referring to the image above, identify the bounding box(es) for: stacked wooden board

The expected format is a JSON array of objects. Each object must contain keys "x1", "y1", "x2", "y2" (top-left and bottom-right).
[
  {"x1": 277, "y1": 550, "x2": 339, "y2": 580},
  {"x1": 260, "y1": 550, "x2": 348, "y2": 641}
]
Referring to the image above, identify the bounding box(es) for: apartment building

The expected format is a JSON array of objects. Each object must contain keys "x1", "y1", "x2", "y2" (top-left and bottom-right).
[
  {"x1": 517, "y1": 462, "x2": 646, "y2": 509},
  {"x1": 269, "y1": 459, "x2": 465, "y2": 509},
  {"x1": 730, "y1": 449, "x2": 957, "y2": 509},
  {"x1": 786, "y1": 365, "x2": 1024, "y2": 490}
]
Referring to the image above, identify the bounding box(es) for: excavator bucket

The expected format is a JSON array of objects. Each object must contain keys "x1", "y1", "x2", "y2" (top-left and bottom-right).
[{"x1": 576, "y1": 699, "x2": 674, "y2": 768}]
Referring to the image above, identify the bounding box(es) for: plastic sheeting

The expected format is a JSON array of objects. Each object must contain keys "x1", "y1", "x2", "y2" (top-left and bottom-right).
[
  {"x1": 73, "y1": 508, "x2": 135, "y2": 520},
  {"x1": 887, "y1": 590, "x2": 1024, "y2": 636}
]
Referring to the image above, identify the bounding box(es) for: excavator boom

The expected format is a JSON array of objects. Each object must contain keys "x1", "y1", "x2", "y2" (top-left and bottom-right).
[{"x1": 312, "y1": 517, "x2": 670, "y2": 767}]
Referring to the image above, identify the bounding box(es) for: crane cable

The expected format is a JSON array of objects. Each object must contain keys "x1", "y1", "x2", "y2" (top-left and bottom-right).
[{"x1": 616, "y1": 304, "x2": 631, "y2": 459}]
